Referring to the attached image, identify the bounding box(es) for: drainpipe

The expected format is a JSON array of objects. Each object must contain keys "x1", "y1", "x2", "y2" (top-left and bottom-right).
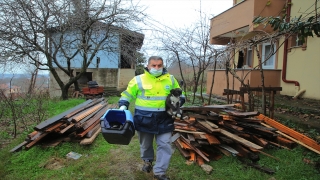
[{"x1": 282, "y1": 0, "x2": 305, "y2": 98}]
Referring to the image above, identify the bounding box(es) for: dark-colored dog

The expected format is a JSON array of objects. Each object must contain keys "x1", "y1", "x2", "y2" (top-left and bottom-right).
[{"x1": 166, "y1": 88, "x2": 183, "y2": 119}]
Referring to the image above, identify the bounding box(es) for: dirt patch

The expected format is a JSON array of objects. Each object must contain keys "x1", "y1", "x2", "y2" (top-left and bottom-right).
[
  {"x1": 39, "y1": 157, "x2": 65, "y2": 170},
  {"x1": 102, "y1": 136, "x2": 153, "y2": 180},
  {"x1": 273, "y1": 95, "x2": 320, "y2": 133}
]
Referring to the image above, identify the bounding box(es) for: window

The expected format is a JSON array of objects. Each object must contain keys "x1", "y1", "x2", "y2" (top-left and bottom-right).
[
  {"x1": 96, "y1": 57, "x2": 100, "y2": 68},
  {"x1": 262, "y1": 42, "x2": 276, "y2": 69},
  {"x1": 246, "y1": 48, "x2": 253, "y2": 67},
  {"x1": 288, "y1": 34, "x2": 307, "y2": 51}
]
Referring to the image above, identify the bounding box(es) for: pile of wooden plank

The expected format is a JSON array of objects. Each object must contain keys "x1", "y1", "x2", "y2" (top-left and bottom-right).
[
  {"x1": 174, "y1": 104, "x2": 320, "y2": 174},
  {"x1": 10, "y1": 98, "x2": 117, "y2": 152}
]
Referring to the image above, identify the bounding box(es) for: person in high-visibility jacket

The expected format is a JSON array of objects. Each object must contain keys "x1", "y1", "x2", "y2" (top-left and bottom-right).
[{"x1": 118, "y1": 56, "x2": 185, "y2": 180}]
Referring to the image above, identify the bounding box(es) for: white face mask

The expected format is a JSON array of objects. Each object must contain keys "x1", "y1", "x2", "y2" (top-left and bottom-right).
[{"x1": 149, "y1": 68, "x2": 163, "y2": 77}]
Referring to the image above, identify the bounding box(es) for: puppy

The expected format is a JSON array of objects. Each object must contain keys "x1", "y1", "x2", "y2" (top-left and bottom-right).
[{"x1": 166, "y1": 88, "x2": 183, "y2": 119}]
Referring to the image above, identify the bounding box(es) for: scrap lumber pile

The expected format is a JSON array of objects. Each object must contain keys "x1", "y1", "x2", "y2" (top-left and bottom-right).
[
  {"x1": 10, "y1": 98, "x2": 117, "y2": 152},
  {"x1": 174, "y1": 104, "x2": 320, "y2": 174}
]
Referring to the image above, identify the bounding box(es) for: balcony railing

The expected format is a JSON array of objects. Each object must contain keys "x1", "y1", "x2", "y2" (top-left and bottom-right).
[{"x1": 210, "y1": 0, "x2": 286, "y2": 45}]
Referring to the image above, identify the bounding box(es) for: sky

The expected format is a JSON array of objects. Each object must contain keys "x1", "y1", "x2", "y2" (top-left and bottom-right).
[
  {"x1": 1, "y1": 0, "x2": 233, "y2": 75},
  {"x1": 138, "y1": 0, "x2": 233, "y2": 28},
  {"x1": 135, "y1": 0, "x2": 233, "y2": 56}
]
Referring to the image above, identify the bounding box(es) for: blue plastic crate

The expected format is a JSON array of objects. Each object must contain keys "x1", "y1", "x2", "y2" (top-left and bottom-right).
[{"x1": 100, "y1": 109, "x2": 135, "y2": 145}]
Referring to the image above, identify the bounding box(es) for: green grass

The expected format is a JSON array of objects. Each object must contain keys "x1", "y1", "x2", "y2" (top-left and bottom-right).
[
  {"x1": 0, "y1": 96, "x2": 320, "y2": 180},
  {"x1": 47, "y1": 98, "x2": 86, "y2": 117}
]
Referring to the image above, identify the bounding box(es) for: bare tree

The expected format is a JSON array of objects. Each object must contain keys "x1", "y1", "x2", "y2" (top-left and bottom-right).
[
  {"x1": 153, "y1": 13, "x2": 217, "y2": 104},
  {"x1": 0, "y1": 0, "x2": 145, "y2": 100}
]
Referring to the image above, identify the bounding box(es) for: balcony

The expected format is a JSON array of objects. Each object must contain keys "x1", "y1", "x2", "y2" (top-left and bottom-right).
[{"x1": 210, "y1": 0, "x2": 286, "y2": 45}]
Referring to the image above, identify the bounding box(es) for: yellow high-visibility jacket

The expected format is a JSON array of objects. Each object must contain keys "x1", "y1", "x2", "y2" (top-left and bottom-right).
[
  {"x1": 119, "y1": 69, "x2": 184, "y2": 134},
  {"x1": 120, "y1": 69, "x2": 181, "y2": 111}
]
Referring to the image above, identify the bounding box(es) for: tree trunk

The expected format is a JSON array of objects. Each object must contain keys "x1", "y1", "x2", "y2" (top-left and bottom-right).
[
  {"x1": 61, "y1": 87, "x2": 69, "y2": 100},
  {"x1": 225, "y1": 61, "x2": 230, "y2": 103},
  {"x1": 208, "y1": 54, "x2": 218, "y2": 105},
  {"x1": 74, "y1": 81, "x2": 80, "y2": 91},
  {"x1": 255, "y1": 44, "x2": 266, "y2": 114}
]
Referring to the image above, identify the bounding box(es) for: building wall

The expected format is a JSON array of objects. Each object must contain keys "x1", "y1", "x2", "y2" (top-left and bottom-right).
[
  {"x1": 276, "y1": 0, "x2": 320, "y2": 100},
  {"x1": 118, "y1": 69, "x2": 135, "y2": 91},
  {"x1": 51, "y1": 31, "x2": 120, "y2": 69},
  {"x1": 49, "y1": 68, "x2": 119, "y2": 98}
]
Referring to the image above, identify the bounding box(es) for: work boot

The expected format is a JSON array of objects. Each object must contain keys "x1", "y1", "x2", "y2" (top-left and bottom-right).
[
  {"x1": 153, "y1": 174, "x2": 170, "y2": 180},
  {"x1": 142, "y1": 160, "x2": 152, "y2": 173}
]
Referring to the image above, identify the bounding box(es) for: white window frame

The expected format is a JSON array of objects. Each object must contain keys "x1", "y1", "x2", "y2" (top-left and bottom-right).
[
  {"x1": 246, "y1": 47, "x2": 253, "y2": 67},
  {"x1": 262, "y1": 42, "x2": 276, "y2": 69}
]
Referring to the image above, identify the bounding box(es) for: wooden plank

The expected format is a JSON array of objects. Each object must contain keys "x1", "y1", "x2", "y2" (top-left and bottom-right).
[
  {"x1": 219, "y1": 128, "x2": 263, "y2": 150},
  {"x1": 187, "y1": 134, "x2": 196, "y2": 141},
  {"x1": 72, "y1": 104, "x2": 103, "y2": 122},
  {"x1": 78, "y1": 103, "x2": 106, "y2": 124},
  {"x1": 34, "y1": 99, "x2": 93, "y2": 130},
  {"x1": 85, "y1": 124, "x2": 101, "y2": 138},
  {"x1": 193, "y1": 134, "x2": 201, "y2": 139},
  {"x1": 177, "y1": 139, "x2": 192, "y2": 150},
  {"x1": 197, "y1": 139, "x2": 210, "y2": 145},
  {"x1": 276, "y1": 136, "x2": 296, "y2": 149},
  {"x1": 193, "y1": 122, "x2": 221, "y2": 134},
  {"x1": 199, "y1": 134, "x2": 207, "y2": 139},
  {"x1": 81, "y1": 105, "x2": 108, "y2": 130},
  {"x1": 233, "y1": 144, "x2": 250, "y2": 158},
  {"x1": 174, "y1": 141, "x2": 190, "y2": 159},
  {"x1": 27, "y1": 131, "x2": 38, "y2": 139},
  {"x1": 204, "y1": 120, "x2": 219, "y2": 129},
  {"x1": 175, "y1": 125, "x2": 198, "y2": 132},
  {"x1": 171, "y1": 133, "x2": 181, "y2": 142},
  {"x1": 224, "y1": 123, "x2": 243, "y2": 131},
  {"x1": 216, "y1": 146, "x2": 231, "y2": 156},
  {"x1": 258, "y1": 114, "x2": 320, "y2": 153},
  {"x1": 240, "y1": 86, "x2": 282, "y2": 92},
  {"x1": 189, "y1": 151, "x2": 196, "y2": 162},
  {"x1": 250, "y1": 135, "x2": 268, "y2": 147},
  {"x1": 197, "y1": 120, "x2": 218, "y2": 133},
  {"x1": 174, "y1": 122, "x2": 188, "y2": 126},
  {"x1": 220, "y1": 114, "x2": 232, "y2": 120},
  {"x1": 224, "y1": 110, "x2": 260, "y2": 117},
  {"x1": 80, "y1": 128, "x2": 101, "y2": 145},
  {"x1": 77, "y1": 120, "x2": 100, "y2": 138},
  {"x1": 219, "y1": 144, "x2": 239, "y2": 154},
  {"x1": 45, "y1": 122, "x2": 64, "y2": 132},
  {"x1": 223, "y1": 89, "x2": 243, "y2": 95},
  {"x1": 59, "y1": 124, "x2": 75, "y2": 134},
  {"x1": 205, "y1": 134, "x2": 221, "y2": 145},
  {"x1": 196, "y1": 155, "x2": 205, "y2": 166},
  {"x1": 64, "y1": 98, "x2": 103, "y2": 119},
  {"x1": 261, "y1": 122, "x2": 320, "y2": 154},
  {"x1": 188, "y1": 114, "x2": 220, "y2": 121},
  {"x1": 267, "y1": 140, "x2": 290, "y2": 150},
  {"x1": 25, "y1": 132, "x2": 49, "y2": 149},
  {"x1": 180, "y1": 136, "x2": 210, "y2": 162},
  {"x1": 10, "y1": 141, "x2": 29, "y2": 153},
  {"x1": 174, "y1": 129, "x2": 206, "y2": 134},
  {"x1": 181, "y1": 106, "x2": 231, "y2": 113}
]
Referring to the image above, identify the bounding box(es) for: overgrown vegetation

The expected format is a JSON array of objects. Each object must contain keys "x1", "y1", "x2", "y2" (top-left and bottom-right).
[{"x1": 0, "y1": 95, "x2": 319, "y2": 179}]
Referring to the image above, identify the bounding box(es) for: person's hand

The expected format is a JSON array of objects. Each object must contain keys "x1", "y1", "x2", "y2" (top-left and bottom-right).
[{"x1": 119, "y1": 105, "x2": 127, "y2": 110}]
